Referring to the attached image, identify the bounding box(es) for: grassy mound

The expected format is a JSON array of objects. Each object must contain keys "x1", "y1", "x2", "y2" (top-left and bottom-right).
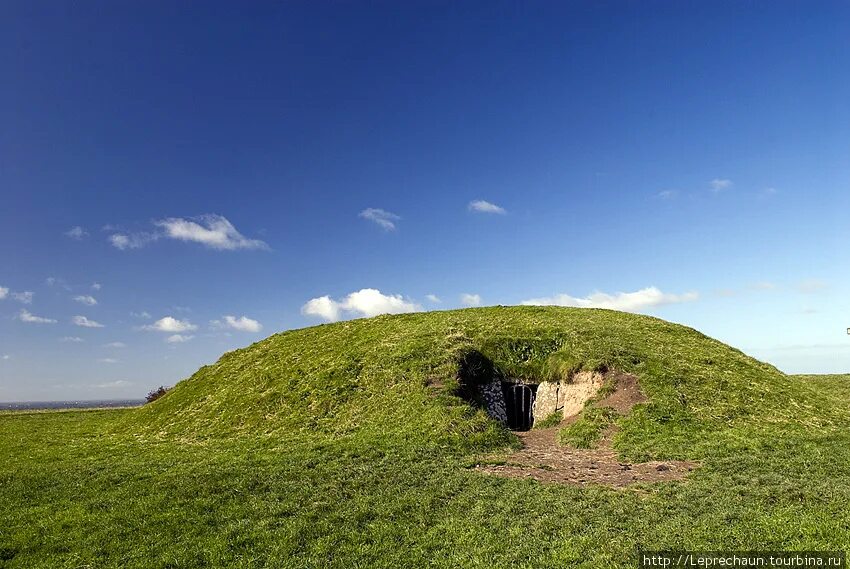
[
  {"x1": 125, "y1": 306, "x2": 846, "y2": 460},
  {"x1": 4, "y1": 308, "x2": 850, "y2": 567}
]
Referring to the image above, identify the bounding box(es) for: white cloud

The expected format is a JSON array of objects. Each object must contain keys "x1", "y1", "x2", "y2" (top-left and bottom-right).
[
  {"x1": 74, "y1": 295, "x2": 98, "y2": 306},
  {"x1": 212, "y1": 315, "x2": 263, "y2": 333},
  {"x1": 60, "y1": 336, "x2": 84, "y2": 343},
  {"x1": 131, "y1": 311, "x2": 152, "y2": 319},
  {"x1": 301, "y1": 296, "x2": 341, "y2": 322},
  {"x1": 142, "y1": 316, "x2": 198, "y2": 333},
  {"x1": 18, "y1": 309, "x2": 57, "y2": 324},
  {"x1": 468, "y1": 200, "x2": 506, "y2": 214},
  {"x1": 750, "y1": 282, "x2": 776, "y2": 291},
  {"x1": 656, "y1": 190, "x2": 678, "y2": 200},
  {"x1": 109, "y1": 234, "x2": 130, "y2": 249},
  {"x1": 103, "y1": 342, "x2": 127, "y2": 348},
  {"x1": 91, "y1": 282, "x2": 102, "y2": 291},
  {"x1": 154, "y1": 214, "x2": 269, "y2": 251},
  {"x1": 302, "y1": 288, "x2": 421, "y2": 322},
  {"x1": 110, "y1": 214, "x2": 268, "y2": 252},
  {"x1": 166, "y1": 334, "x2": 194, "y2": 343},
  {"x1": 761, "y1": 187, "x2": 778, "y2": 197},
  {"x1": 65, "y1": 226, "x2": 88, "y2": 240},
  {"x1": 460, "y1": 293, "x2": 482, "y2": 307},
  {"x1": 337, "y1": 288, "x2": 420, "y2": 318},
  {"x1": 109, "y1": 232, "x2": 156, "y2": 250},
  {"x1": 359, "y1": 208, "x2": 401, "y2": 231},
  {"x1": 1, "y1": 355, "x2": 9, "y2": 360},
  {"x1": 73, "y1": 315, "x2": 105, "y2": 328},
  {"x1": 426, "y1": 294, "x2": 442, "y2": 303},
  {"x1": 11, "y1": 291, "x2": 33, "y2": 304},
  {"x1": 97, "y1": 358, "x2": 118, "y2": 364},
  {"x1": 0, "y1": 287, "x2": 7, "y2": 300},
  {"x1": 709, "y1": 178, "x2": 733, "y2": 193},
  {"x1": 521, "y1": 286, "x2": 698, "y2": 313}
]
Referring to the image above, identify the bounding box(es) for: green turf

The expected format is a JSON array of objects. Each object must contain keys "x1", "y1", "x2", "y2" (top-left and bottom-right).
[{"x1": 2, "y1": 307, "x2": 849, "y2": 567}]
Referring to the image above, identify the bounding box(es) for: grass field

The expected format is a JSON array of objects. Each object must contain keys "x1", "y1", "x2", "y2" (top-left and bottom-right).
[{"x1": 2, "y1": 307, "x2": 849, "y2": 567}]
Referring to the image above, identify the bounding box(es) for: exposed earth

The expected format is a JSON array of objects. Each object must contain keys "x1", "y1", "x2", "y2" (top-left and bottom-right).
[{"x1": 475, "y1": 373, "x2": 699, "y2": 486}]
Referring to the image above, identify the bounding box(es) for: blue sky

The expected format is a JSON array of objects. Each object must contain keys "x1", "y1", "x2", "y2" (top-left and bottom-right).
[{"x1": 2, "y1": 2, "x2": 849, "y2": 401}]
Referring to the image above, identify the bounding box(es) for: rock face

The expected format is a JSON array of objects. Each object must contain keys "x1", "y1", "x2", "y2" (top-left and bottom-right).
[
  {"x1": 480, "y1": 380, "x2": 507, "y2": 424},
  {"x1": 477, "y1": 371, "x2": 604, "y2": 428},
  {"x1": 532, "y1": 381, "x2": 560, "y2": 420},
  {"x1": 560, "y1": 371, "x2": 604, "y2": 417},
  {"x1": 531, "y1": 371, "x2": 604, "y2": 423}
]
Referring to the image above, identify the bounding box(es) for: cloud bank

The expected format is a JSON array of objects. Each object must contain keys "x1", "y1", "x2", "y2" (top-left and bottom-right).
[{"x1": 521, "y1": 286, "x2": 698, "y2": 313}]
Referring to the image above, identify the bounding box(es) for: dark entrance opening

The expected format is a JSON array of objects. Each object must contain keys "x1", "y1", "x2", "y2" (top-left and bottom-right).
[{"x1": 502, "y1": 383, "x2": 536, "y2": 431}]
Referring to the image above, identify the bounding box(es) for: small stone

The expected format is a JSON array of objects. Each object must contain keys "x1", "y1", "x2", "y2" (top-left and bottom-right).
[{"x1": 656, "y1": 464, "x2": 670, "y2": 472}]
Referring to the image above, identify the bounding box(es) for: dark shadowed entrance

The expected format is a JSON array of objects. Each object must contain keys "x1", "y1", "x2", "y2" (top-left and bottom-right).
[{"x1": 502, "y1": 383, "x2": 536, "y2": 431}]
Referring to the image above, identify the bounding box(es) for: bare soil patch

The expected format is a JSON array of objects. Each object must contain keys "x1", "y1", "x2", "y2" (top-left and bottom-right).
[
  {"x1": 475, "y1": 427, "x2": 696, "y2": 486},
  {"x1": 475, "y1": 372, "x2": 698, "y2": 487},
  {"x1": 598, "y1": 371, "x2": 646, "y2": 413}
]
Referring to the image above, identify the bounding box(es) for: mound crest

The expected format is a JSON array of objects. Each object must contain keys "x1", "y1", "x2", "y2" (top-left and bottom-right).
[{"x1": 124, "y1": 306, "x2": 843, "y2": 460}]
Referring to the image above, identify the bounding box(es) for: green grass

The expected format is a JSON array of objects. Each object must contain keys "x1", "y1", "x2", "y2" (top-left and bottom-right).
[
  {"x1": 2, "y1": 307, "x2": 850, "y2": 567},
  {"x1": 533, "y1": 411, "x2": 563, "y2": 429},
  {"x1": 558, "y1": 406, "x2": 619, "y2": 448},
  {"x1": 557, "y1": 372, "x2": 618, "y2": 448}
]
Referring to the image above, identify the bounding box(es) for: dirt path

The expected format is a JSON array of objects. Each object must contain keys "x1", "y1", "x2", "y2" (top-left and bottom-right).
[
  {"x1": 475, "y1": 427, "x2": 696, "y2": 487},
  {"x1": 474, "y1": 373, "x2": 698, "y2": 487}
]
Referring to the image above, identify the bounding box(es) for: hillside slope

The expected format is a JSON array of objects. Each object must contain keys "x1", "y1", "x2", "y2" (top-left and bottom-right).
[
  {"x1": 6, "y1": 310, "x2": 850, "y2": 567},
  {"x1": 125, "y1": 306, "x2": 846, "y2": 459}
]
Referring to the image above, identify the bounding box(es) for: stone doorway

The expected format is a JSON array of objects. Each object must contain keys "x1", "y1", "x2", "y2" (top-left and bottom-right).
[{"x1": 502, "y1": 383, "x2": 537, "y2": 431}]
